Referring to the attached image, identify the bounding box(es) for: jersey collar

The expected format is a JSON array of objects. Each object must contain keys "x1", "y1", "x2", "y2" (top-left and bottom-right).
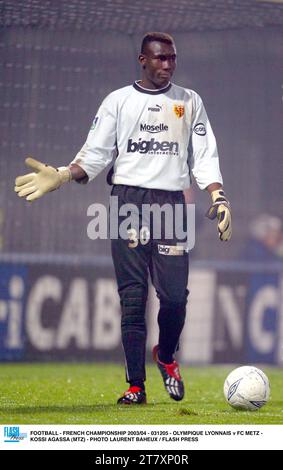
[{"x1": 133, "y1": 80, "x2": 172, "y2": 95}]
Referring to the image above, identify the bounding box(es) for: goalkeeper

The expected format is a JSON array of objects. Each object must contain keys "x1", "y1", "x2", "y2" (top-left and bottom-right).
[{"x1": 15, "y1": 32, "x2": 231, "y2": 405}]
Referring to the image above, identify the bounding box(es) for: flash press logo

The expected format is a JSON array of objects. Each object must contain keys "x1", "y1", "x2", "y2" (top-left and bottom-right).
[{"x1": 4, "y1": 426, "x2": 27, "y2": 443}]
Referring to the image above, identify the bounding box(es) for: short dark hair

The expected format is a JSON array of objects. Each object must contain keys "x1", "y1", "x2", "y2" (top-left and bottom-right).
[{"x1": 141, "y1": 32, "x2": 175, "y2": 54}]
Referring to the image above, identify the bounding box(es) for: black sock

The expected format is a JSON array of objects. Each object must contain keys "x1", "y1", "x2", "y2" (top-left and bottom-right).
[
  {"x1": 158, "y1": 350, "x2": 173, "y2": 364},
  {"x1": 130, "y1": 381, "x2": 145, "y2": 391}
]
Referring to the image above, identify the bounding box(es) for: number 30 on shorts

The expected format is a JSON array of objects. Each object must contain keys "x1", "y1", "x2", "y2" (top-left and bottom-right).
[{"x1": 127, "y1": 226, "x2": 150, "y2": 248}]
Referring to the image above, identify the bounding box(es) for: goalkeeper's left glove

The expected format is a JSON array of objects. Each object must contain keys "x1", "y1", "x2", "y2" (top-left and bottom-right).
[{"x1": 206, "y1": 189, "x2": 232, "y2": 241}]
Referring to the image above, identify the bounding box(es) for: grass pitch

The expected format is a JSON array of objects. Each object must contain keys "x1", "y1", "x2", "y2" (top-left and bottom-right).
[{"x1": 0, "y1": 363, "x2": 282, "y2": 424}]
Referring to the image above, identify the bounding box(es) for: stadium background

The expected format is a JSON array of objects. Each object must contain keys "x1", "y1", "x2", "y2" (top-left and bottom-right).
[{"x1": 0, "y1": 0, "x2": 283, "y2": 366}]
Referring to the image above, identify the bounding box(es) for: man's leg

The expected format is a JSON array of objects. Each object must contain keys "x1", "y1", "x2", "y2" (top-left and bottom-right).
[
  {"x1": 110, "y1": 185, "x2": 151, "y2": 401},
  {"x1": 150, "y1": 248, "x2": 189, "y2": 401},
  {"x1": 150, "y1": 246, "x2": 189, "y2": 363},
  {"x1": 149, "y1": 190, "x2": 189, "y2": 400},
  {"x1": 112, "y1": 236, "x2": 149, "y2": 389}
]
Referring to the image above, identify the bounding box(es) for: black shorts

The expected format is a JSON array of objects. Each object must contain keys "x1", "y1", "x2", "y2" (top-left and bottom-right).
[{"x1": 110, "y1": 184, "x2": 189, "y2": 304}]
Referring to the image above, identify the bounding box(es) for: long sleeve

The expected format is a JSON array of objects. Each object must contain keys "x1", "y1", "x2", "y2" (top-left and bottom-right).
[
  {"x1": 71, "y1": 93, "x2": 117, "y2": 181},
  {"x1": 188, "y1": 93, "x2": 223, "y2": 190}
]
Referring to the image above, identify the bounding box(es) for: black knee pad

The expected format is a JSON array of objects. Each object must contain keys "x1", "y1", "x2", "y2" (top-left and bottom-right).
[{"x1": 119, "y1": 287, "x2": 147, "y2": 327}]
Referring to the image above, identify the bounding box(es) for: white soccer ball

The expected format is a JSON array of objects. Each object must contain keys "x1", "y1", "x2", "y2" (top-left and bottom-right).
[{"x1": 224, "y1": 366, "x2": 270, "y2": 411}]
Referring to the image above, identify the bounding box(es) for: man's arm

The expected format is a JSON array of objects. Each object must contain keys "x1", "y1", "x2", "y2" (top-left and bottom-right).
[
  {"x1": 15, "y1": 91, "x2": 118, "y2": 201},
  {"x1": 187, "y1": 92, "x2": 231, "y2": 241},
  {"x1": 69, "y1": 163, "x2": 88, "y2": 183},
  {"x1": 206, "y1": 182, "x2": 222, "y2": 194}
]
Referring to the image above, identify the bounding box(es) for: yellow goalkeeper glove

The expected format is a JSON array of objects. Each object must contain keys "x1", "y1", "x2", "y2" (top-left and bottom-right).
[
  {"x1": 206, "y1": 189, "x2": 232, "y2": 241},
  {"x1": 14, "y1": 157, "x2": 71, "y2": 202}
]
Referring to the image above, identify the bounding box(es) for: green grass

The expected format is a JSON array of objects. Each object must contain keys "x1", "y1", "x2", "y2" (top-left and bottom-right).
[{"x1": 0, "y1": 363, "x2": 282, "y2": 424}]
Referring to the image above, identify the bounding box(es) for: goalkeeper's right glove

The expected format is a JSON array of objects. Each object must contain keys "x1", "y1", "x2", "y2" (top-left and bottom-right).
[
  {"x1": 14, "y1": 157, "x2": 71, "y2": 202},
  {"x1": 206, "y1": 189, "x2": 232, "y2": 241}
]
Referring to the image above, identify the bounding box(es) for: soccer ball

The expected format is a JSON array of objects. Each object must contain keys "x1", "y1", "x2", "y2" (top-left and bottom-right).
[{"x1": 223, "y1": 366, "x2": 270, "y2": 411}]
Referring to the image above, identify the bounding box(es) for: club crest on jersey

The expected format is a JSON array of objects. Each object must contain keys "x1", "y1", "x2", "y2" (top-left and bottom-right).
[{"x1": 173, "y1": 104, "x2": 185, "y2": 118}]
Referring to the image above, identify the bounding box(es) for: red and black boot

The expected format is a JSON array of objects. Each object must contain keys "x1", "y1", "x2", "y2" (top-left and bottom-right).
[
  {"x1": 152, "y1": 345, "x2": 184, "y2": 401},
  {"x1": 117, "y1": 386, "x2": 147, "y2": 405}
]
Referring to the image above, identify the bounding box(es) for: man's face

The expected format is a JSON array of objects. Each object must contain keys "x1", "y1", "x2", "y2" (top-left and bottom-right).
[{"x1": 139, "y1": 41, "x2": 177, "y2": 89}]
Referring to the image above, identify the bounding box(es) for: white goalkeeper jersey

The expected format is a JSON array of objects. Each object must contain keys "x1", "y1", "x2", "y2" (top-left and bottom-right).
[{"x1": 71, "y1": 81, "x2": 223, "y2": 191}]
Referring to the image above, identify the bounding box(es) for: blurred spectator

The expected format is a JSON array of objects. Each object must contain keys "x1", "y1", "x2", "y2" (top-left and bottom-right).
[{"x1": 242, "y1": 213, "x2": 283, "y2": 262}]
